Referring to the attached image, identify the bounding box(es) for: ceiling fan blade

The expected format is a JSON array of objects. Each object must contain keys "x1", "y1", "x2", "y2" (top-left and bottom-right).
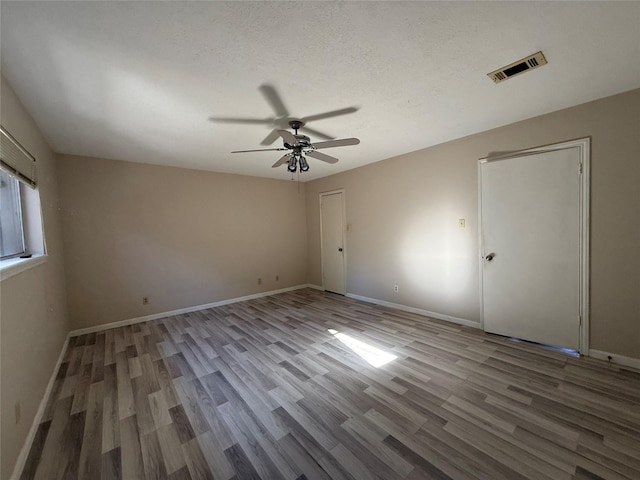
[
  {"x1": 260, "y1": 129, "x2": 282, "y2": 145},
  {"x1": 209, "y1": 116, "x2": 272, "y2": 125},
  {"x1": 312, "y1": 138, "x2": 360, "y2": 149},
  {"x1": 259, "y1": 84, "x2": 289, "y2": 117},
  {"x1": 277, "y1": 130, "x2": 298, "y2": 146},
  {"x1": 299, "y1": 125, "x2": 334, "y2": 141},
  {"x1": 301, "y1": 107, "x2": 359, "y2": 123},
  {"x1": 272, "y1": 154, "x2": 291, "y2": 168},
  {"x1": 306, "y1": 150, "x2": 339, "y2": 164},
  {"x1": 231, "y1": 147, "x2": 288, "y2": 153}
]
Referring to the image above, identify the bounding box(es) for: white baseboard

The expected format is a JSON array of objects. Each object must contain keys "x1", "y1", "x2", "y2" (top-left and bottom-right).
[
  {"x1": 589, "y1": 349, "x2": 640, "y2": 370},
  {"x1": 345, "y1": 293, "x2": 480, "y2": 329},
  {"x1": 306, "y1": 284, "x2": 324, "y2": 291},
  {"x1": 10, "y1": 336, "x2": 69, "y2": 480},
  {"x1": 69, "y1": 284, "x2": 316, "y2": 337}
]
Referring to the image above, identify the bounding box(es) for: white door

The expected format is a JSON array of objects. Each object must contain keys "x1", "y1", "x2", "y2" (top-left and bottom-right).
[
  {"x1": 321, "y1": 192, "x2": 346, "y2": 295},
  {"x1": 480, "y1": 146, "x2": 583, "y2": 350}
]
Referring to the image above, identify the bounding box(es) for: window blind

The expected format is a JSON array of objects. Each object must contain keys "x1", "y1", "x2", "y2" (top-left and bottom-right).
[{"x1": 0, "y1": 125, "x2": 36, "y2": 188}]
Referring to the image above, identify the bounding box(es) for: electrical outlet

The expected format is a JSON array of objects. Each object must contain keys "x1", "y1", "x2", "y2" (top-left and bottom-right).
[
  {"x1": 142, "y1": 297, "x2": 149, "y2": 305},
  {"x1": 275, "y1": 275, "x2": 279, "y2": 281},
  {"x1": 15, "y1": 402, "x2": 21, "y2": 424},
  {"x1": 258, "y1": 278, "x2": 262, "y2": 285},
  {"x1": 394, "y1": 284, "x2": 399, "y2": 293},
  {"x1": 459, "y1": 218, "x2": 466, "y2": 229}
]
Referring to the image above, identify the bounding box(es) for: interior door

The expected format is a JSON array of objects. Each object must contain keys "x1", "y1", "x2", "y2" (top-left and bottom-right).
[
  {"x1": 321, "y1": 192, "x2": 346, "y2": 295},
  {"x1": 481, "y1": 147, "x2": 582, "y2": 350}
]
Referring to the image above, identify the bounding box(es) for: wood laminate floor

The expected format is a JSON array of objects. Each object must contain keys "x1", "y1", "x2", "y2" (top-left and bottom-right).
[{"x1": 21, "y1": 289, "x2": 640, "y2": 480}]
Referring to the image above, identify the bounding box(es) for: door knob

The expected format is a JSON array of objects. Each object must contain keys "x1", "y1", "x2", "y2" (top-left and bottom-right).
[
  {"x1": 485, "y1": 253, "x2": 495, "y2": 261},
  {"x1": 338, "y1": 248, "x2": 343, "y2": 252}
]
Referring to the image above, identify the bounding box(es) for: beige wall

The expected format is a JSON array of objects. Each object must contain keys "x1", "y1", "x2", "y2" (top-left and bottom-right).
[
  {"x1": 0, "y1": 76, "x2": 69, "y2": 479},
  {"x1": 306, "y1": 88, "x2": 640, "y2": 359},
  {"x1": 57, "y1": 155, "x2": 308, "y2": 330}
]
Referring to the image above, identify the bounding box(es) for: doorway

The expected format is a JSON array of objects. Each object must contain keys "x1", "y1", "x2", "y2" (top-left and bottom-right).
[
  {"x1": 479, "y1": 138, "x2": 590, "y2": 352},
  {"x1": 320, "y1": 190, "x2": 346, "y2": 295}
]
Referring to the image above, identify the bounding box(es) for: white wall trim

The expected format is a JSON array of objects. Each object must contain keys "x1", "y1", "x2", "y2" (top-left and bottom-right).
[
  {"x1": 306, "y1": 283, "x2": 324, "y2": 291},
  {"x1": 589, "y1": 349, "x2": 640, "y2": 370},
  {"x1": 10, "y1": 336, "x2": 69, "y2": 480},
  {"x1": 0, "y1": 254, "x2": 47, "y2": 282},
  {"x1": 345, "y1": 293, "x2": 479, "y2": 329},
  {"x1": 69, "y1": 284, "x2": 314, "y2": 336}
]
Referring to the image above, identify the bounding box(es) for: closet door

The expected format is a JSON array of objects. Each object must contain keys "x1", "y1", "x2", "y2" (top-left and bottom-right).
[{"x1": 480, "y1": 145, "x2": 584, "y2": 350}]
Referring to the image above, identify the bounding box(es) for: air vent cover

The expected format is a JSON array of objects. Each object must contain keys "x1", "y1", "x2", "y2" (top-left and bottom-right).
[{"x1": 488, "y1": 51, "x2": 547, "y2": 84}]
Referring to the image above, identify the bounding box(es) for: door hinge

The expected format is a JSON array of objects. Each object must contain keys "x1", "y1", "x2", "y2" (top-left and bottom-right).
[
  {"x1": 578, "y1": 315, "x2": 582, "y2": 326},
  {"x1": 578, "y1": 162, "x2": 583, "y2": 174}
]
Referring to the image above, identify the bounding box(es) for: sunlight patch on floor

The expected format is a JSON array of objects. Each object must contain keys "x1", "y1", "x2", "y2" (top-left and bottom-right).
[{"x1": 328, "y1": 329, "x2": 398, "y2": 367}]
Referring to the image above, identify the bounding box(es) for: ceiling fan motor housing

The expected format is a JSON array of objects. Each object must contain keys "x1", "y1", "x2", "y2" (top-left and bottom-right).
[{"x1": 295, "y1": 134, "x2": 311, "y2": 146}]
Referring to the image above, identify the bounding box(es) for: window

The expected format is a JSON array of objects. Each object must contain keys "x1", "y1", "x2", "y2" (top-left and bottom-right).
[
  {"x1": 0, "y1": 126, "x2": 45, "y2": 280},
  {"x1": 0, "y1": 170, "x2": 25, "y2": 259}
]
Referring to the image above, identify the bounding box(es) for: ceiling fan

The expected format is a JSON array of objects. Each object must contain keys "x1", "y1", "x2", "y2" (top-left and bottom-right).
[
  {"x1": 231, "y1": 120, "x2": 360, "y2": 173},
  {"x1": 209, "y1": 84, "x2": 359, "y2": 145}
]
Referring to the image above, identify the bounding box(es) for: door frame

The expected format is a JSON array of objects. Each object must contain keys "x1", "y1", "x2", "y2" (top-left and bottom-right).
[
  {"x1": 319, "y1": 188, "x2": 347, "y2": 294},
  {"x1": 478, "y1": 137, "x2": 590, "y2": 354}
]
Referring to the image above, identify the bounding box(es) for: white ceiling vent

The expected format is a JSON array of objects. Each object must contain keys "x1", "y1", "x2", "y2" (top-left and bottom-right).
[{"x1": 488, "y1": 51, "x2": 547, "y2": 84}]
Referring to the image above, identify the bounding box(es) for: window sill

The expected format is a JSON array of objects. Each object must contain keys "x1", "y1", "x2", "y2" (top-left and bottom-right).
[{"x1": 0, "y1": 254, "x2": 47, "y2": 281}]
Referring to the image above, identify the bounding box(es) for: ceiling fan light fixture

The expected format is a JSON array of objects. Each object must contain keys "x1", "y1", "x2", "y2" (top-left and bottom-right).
[
  {"x1": 287, "y1": 156, "x2": 298, "y2": 172},
  {"x1": 299, "y1": 156, "x2": 309, "y2": 172}
]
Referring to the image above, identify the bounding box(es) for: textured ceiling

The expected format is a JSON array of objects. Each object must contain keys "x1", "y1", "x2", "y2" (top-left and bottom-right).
[{"x1": 1, "y1": 1, "x2": 639, "y2": 181}]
